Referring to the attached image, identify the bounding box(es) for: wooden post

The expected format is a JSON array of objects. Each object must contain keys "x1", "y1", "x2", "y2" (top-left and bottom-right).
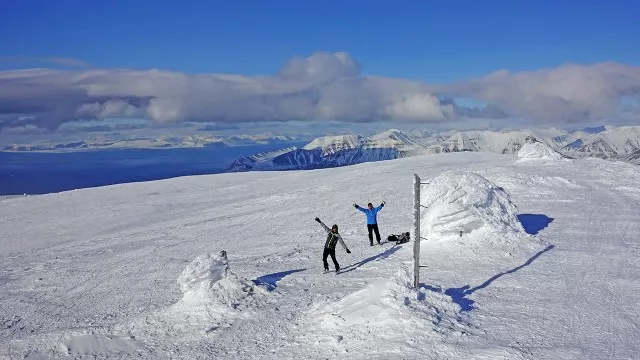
[{"x1": 413, "y1": 174, "x2": 421, "y2": 288}]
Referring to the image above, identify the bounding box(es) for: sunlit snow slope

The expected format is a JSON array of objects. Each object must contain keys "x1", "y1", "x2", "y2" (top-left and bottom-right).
[{"x1": 1, "y1": 152, "x2": 640, "y2": 359}]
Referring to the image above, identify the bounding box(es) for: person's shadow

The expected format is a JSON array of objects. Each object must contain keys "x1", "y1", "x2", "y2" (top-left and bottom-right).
[
  {"x1": 339, "y1": 246, "x2": 402, "y2": 274},
  {"x1": 422, "y1": 244, "x2": 555, "y2": 312}
]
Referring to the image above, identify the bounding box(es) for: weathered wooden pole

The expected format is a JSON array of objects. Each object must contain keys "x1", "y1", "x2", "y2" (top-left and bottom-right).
[{"x1": 413, "y1": 174, "x2": 421, "y2": 288}]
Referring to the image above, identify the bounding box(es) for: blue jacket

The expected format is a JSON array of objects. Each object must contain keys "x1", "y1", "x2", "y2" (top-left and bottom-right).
[{"x1": 356, "y1": 204, "x2": 384, "y2": 224}]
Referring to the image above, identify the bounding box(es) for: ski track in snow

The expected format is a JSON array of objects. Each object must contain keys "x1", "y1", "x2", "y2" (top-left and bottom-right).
[{"x1": 1, "y1": 153, "x2": 640, "y2": 359}]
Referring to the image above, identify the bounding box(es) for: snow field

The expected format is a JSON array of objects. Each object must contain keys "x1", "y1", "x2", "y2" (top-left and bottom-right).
[{"x1": 1, "y1": 152, "x2": 640, "y2": 359}]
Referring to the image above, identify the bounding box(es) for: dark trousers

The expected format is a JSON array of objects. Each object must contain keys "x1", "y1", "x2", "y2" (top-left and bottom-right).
[
  {"x1": 368, "y1": 224, "x2": 381, "y2": 243},
  {"x1": 323, "y1": 248, "x2": 339, "y2": 270}
]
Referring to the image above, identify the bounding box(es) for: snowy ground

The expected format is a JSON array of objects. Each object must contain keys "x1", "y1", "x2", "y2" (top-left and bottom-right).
[{"x1": 1, "y1": 152, "x2": 640, "y2": 359}]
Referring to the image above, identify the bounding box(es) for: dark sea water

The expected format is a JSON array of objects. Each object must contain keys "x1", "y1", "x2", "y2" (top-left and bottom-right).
[{"x1": 0, "y1": 142, "x2": 304, "y2": 195}]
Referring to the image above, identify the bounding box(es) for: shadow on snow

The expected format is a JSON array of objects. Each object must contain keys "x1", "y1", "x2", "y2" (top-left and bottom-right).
[
  {"x1": 251, "y1": 245, "x2": 403, "y2": 290},
  {"x1": 339, "y1": 245, "x2": 402, "y2": 274},
  {"x1": 422, "y1": 244, "x2": 555, "y2": 312},
  {"x1": 517, "y1": 214, "x2": 554, "y2": 235},
  {"x1": 252, "y1": 268, "x2": 306, "y2": 291}
]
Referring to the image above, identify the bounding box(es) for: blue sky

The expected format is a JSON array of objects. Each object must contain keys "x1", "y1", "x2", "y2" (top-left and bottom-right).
[
  {"x1": 0, "y1": 0, "x2": 639, "y2": 135},
  {"x1": 1, "y1": 0, "x2": 638, "y2": 82}
]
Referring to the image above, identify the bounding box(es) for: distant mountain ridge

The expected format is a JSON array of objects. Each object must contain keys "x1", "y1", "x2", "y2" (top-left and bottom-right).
[
  {"x1": 424, "y1": 130, "x2": 537, "y2": 154},
  {"x1": 562, "y1": 126, "x2": 640, "y2": 158},
  {"x1": 5, "y1": 124, "x2": 640, "y2": 168},
  {"x1": 227, "y1": 125, "x2": 640, "y2": 172},
  {"x1": 1, "y1": 133, "x2": 309, "y2": 152},
  {"x1": 226, "y1": 130, "x2": 415, "y2": 172},
  {"x1": 227, "y1": 129, "x2": 543, "y2": 172}
]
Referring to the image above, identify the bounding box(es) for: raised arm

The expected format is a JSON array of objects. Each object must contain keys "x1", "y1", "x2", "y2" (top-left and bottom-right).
[
  {"x1": 315, "y1": 217, "x2": 331, "y2": 233},
  {"x1": 337, "y1": 234, "x2": 350, "y2": 253},
  {"x1": 374, "y1": 201, "x2": 386, "y2": 212},
  {"x1": 353, "y1": 203, "x2": 366, "y2": 213}
]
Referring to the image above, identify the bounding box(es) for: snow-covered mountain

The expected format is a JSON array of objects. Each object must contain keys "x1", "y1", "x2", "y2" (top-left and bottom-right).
[
  {"x1": 222, "y1": 146, "x2": 300, "y2": 172},
  {"x1": 425, "y1": 130, "x2": 538, "y2": 154},
  {"x1": 227, "y1": 129, "x2": 422, "y2": 172},
  {"x1": 224, "y1": 134, "x2": 302, "y2": 146},
  {"x1": 196, "y1": 126, "x2": 640, "y2": 172},
  {"x1": 405, "y1": 125, "x2": 640, "y2": 164},
  {"x1": 302, "y1": 134, "x2": 366, "y2": 155},
  {"x1": 7, "y1": 125, "x2": 640, "y2": 166},
  {"x1": 1, "y1": 136, "x2": 222, "y2": 151},
  {"x1": 524, "y1": 127, "x2": 578, "y2": 149},
  {"x1": 566, "y1": 125, "x2": 613, "y2": 146},
  {"x1": 627, "y1": 148, "x2": 640, "y2": 165},
  {"x1": 227, "y1": 128, "x2": 581, "y2": 172},
  {"x1": 562, "y1": 126, "x2": 640, "y2": 159},
  {"x1": 1, "y1": 133, "x2": 307, "y2": 152}
]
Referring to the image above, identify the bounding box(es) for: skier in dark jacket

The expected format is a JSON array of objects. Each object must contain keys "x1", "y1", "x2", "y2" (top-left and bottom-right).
[
  {"x1": 315, "y1": 217, "x2": 351, "y2": 272},
  {"x1": 354, "y1": 201, "x2": 385, "y2": 245}
]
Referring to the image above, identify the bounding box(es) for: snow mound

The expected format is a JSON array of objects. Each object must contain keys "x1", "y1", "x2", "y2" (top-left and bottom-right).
[
  {"x1": 517, "y1": 142, "x2": 566, "y2": 162},
  {"x1": 128, "y1": 252, "x2": 266, "y2": 338},
  {"x1": 177, "y1": 251, "x2": 256, "y2": 307},
  {"x1": 421, "y1": 171, "x2": 529, "y2": 249},
  {"x1": 303, "y1": 267, "x2": 469, "y2": 349}
]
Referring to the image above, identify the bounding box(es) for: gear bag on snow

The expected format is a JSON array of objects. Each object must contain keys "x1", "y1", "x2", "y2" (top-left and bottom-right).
[{"x1": 387, "y1": 232, "x2": 410, "y2": 244}]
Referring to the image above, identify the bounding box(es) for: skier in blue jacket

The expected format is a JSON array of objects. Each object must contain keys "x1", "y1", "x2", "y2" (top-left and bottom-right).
[{"x1": 354, "y1": 201, "x2": 385, "y2": 246}]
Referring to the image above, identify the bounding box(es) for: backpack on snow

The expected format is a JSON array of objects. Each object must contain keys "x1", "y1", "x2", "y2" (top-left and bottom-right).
[{"x1": 387, "y1": 232, "x2": 410, "y2": 244}]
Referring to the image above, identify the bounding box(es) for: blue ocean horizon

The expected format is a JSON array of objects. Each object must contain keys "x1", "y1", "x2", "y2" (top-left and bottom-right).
[{"x1": 0, "y1": 142, "x2": 305, "y2": 195}]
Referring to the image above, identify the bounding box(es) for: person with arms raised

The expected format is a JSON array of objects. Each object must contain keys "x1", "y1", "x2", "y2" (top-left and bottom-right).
[
  {"x1": 315, "y1": 217, "x2": 351, "y2": 273},
  {"x1": 354, "y1": 201, "x2": 385, "y2": 246}
]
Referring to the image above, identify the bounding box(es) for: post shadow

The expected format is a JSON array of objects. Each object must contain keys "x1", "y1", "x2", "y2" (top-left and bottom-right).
[{"x1": 422, "y1": 244, "x2": 555, "y2": 312}]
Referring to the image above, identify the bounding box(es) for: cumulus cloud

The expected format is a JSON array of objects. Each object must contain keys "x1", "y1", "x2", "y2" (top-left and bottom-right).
[
  {"x1": 0, "y1": 52, "x2": 638, "y2": 132},
  {"x1": 0, "y1": 52, "x2": 452, "y2": 130},
  {"x1": 386, "y1": 93, "x2": 454, "y2": 121},
  {"x1": 277, "y1": 51, "x2": 361, "y2": 82},
  {"x1": 442, "y1": 62, "x2": 640, "y2": 124},
  {"x1": 75, "y1": 99, "x2": 145, "y2": 119}
]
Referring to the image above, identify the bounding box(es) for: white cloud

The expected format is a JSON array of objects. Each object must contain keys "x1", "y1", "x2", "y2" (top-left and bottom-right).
[
  {"x1": 75, "y1": 99, "x2": 144, "y2": 119},
  {"x1": 443, "y1": 62, "x2": 640, "y2": 124},
  {"x1": 0, "y1": 53, "x2": 638, "y2": 132},
  {"x1": 386, "y1": 93, "x2": 454, "y2": 121}
]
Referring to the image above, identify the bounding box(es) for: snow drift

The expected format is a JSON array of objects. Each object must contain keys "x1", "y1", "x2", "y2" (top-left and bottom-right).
[
  {"x1": 304, "y1": 267, "x2": 469, "y2": 351},
  {"x1": 517, "y1": 142, "x2": 567, "y2": 162},
  {"x1": 311, "y1": 267, "x2": 465, "y2": 329},
  {"x1": 420, "y1": 171, "x2": 536, "y2": 253},
  {"x1": 129, "y1": 251, "x2": 265, "y2": 338},
  {"x1": 176, "y1": 252, "x2": 257, "y2": 307}
]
